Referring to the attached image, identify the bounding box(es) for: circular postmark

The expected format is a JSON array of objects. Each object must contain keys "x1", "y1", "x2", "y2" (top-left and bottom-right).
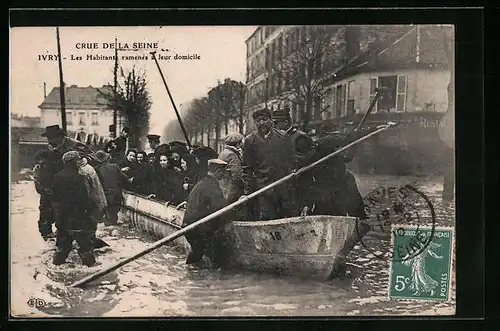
[{"x1": 355, "y1": 183, "x2": 436, "y2": 262}]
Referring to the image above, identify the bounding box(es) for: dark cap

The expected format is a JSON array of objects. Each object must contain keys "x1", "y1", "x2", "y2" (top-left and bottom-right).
[
  {"x1": 320, "y1": 121, "x2": 340, "y2": 135},
  {"x1": 147, "y1": 134, "x2": 161, "y2": 141},
  {"x1": 155, "y1": 144, "x2": 170, "y2": 156},
  {"x1": 252, "y1": 108, "x2": 272, "y2": 120},
  {"x1": 41, "y1": 125, "x2": 65, "y2": 138},
  {"x1": 169, "y1": 140, "x2": 187, "y2": 148},
  {"x1": 192, "y1": 146, "x2": 218, "y2": 160},
  {"x1": 295, "y1": 135, "x2": 314, "y2": 155}
]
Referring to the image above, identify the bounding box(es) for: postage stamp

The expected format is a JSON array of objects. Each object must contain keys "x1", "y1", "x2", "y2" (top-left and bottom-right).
[{"x1": 388, "y1": 225, "x2": 454, "y2": 301}]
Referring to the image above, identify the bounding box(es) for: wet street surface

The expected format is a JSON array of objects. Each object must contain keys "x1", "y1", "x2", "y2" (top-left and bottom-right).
[{"x1": 10, "y1": 174, "x2": 455, "y2": 317}]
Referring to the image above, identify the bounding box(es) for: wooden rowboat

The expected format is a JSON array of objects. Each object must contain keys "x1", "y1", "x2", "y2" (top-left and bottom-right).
[{"x1": 119, "y1": 190, "x2": 359, "y2": 281}]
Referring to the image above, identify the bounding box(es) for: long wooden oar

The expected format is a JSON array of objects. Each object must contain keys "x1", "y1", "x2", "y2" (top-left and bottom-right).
[{"x1": 70, "y1": 122, "x2": 395, "y2": 288}]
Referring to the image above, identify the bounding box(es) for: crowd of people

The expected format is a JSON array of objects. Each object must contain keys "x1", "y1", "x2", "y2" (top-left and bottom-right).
[{"x1": 32, "y1": 107, "x2": 378, "y2": 271}]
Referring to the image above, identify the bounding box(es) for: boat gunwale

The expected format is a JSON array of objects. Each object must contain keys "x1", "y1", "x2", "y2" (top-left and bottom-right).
[
  {"x1": 121, "y1": 203, "x2": 182, "y2": 230},
  {"x1": 123, "y1": 191, "x2": 358, "y2": 228}
]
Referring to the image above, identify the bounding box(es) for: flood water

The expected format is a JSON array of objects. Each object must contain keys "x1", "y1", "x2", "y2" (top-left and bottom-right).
[{"x1": 10, "y1": 174, "x2": 456, "y2": 317}]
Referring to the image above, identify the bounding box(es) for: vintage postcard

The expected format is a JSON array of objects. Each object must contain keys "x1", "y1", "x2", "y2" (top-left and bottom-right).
[{"x1": 10, "y1": 24, "x2": 455, "y2": 317}]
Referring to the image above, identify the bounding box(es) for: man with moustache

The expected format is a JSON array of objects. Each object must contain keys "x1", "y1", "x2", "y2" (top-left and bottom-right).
[{"x1": 240, "y1": 108, "x2": 294, "y2": 221}]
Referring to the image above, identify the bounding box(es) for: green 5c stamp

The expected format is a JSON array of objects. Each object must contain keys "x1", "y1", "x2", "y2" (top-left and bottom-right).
[{"x1": 389, "y1": 225, "x2": 454, "y2": 301}]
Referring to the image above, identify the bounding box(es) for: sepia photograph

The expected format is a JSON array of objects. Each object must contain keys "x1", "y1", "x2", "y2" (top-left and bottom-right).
[{"x1": 10, "y1": 24, "x2": 456, "y2": 317}]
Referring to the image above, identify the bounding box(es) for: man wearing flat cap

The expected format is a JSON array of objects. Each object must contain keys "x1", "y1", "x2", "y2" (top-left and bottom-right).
[
  {"x1": 146, "y1": 134, "x2": 161, "y2": 153},
  {"x1": 241, "y1": 108, "x2": 294, "y2": 221},
  {"x1": 182, "y1": 158, "x2": 231, "y2": 268},
  {"x1": 218, "y1": 132, "x2": 244, "y2": 204}
]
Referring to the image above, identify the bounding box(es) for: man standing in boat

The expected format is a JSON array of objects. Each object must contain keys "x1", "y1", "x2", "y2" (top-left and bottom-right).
[
  {"x1": 271, "y1": 108, "x2": 312, "y2": 216},
  {"x1": 240, "y1": 108, "x2": 294, "y2": 221},
  {"x1": 182, "y1": 159, "x2": 231, "y2": 268}
]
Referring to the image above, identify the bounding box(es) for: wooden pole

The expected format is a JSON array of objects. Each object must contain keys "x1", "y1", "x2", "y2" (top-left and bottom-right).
[
  {"x1": 354, "y1": 87, "x2": 388, "y2": 132},
  {"x1": 150, "y1": 51, "x2": 191, "y2": 148},
  {"x1": 70, "y1": 122, "x2": 395, "y2": 288},
  {"x1": 113, "y1": 38, "x2": 118, "y2": 137},
  {"x1": 56, "y1": 27, "x2": 67, "y2": 134}
]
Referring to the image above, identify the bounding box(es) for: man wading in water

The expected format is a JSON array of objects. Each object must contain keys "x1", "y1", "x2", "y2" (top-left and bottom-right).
[
  {"x1": 51, "y1": 151, "x2": 97, "y2": 266},
  {"x1": 182, "y1": 159, "x2": 232, "y2": 269}
]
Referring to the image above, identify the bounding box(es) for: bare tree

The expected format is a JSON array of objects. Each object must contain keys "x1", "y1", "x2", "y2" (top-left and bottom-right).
[
  {"x1": 103, "y1": 65, "x2": 152, "y2": 149},
  {"x1": 273, "y1": 26, "x2": 342, "y2": 132}
]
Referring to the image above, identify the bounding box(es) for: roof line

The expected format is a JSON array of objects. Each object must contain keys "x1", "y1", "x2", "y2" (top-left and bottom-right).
[
  {"x1": 324, "y1": 25, "x2": 416, "y2": 81},
  {"x1": 245, "y1": 26, "x2": 262, "y2": 43}
]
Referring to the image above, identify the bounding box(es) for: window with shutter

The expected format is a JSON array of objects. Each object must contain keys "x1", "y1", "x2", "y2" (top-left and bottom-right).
[
  {"x1": 91, "y1": 112, "x2": 99, "y2": 126},
  {"x1": 396, "y1": 75, "x2": 407, "y2": 112}
]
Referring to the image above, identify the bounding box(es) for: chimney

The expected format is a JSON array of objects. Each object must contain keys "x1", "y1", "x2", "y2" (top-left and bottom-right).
[{"x1": 43, "y1": 82, "x2": 46, "y2": 98}]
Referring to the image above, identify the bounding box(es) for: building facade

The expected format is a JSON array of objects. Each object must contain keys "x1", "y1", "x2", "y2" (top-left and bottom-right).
[
  {"x1": 244, "y1": 25, "x2": 454, "y2": 175},
  {"x1": 39, "y1": 84, "x2": 125, "y2": 142},
  {"x1": 11, "y1": 84, "x2": 124, "y2": 174}
]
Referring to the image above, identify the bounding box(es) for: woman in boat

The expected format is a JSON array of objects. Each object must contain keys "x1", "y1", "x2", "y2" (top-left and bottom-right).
[
  {"x1": 132, "y1": 151, "x2": 153, "y2": 195},
  {"x1": 148, "y1": 152, "x2": 184, "y2": 205},
  {"x1": 119, "y1": 149, "x2": 139, "y2": 181},
  {"x1": 182, "y1": 159, "x2": 231, "y2": 268}
]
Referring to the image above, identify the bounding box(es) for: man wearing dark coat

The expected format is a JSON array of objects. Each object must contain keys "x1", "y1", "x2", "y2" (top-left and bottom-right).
[
  {"x1": 311, "y1": 122, "x2": 379, "y2": 218},
  {"x1": 94, "y1": 150, "x2": 131, "y2": 225},
  {"x1": 51, "y1": 151, "x2": 97, "y2": 267},
  {"x1": 109, "y1": 127, "x2": 130, "y2": 165},
  {"x1": 241, "y1": 108, "x2": 294, "y2": 220},
  {"x1": 42, "y1": 125, "x2": 100, "y2": 168},
  {"x1": 182, "y1": 159, "x2": 230, "y2": 268},
  {"x1": 40, "y1": 125, "x2": 101, "y2": 240},
  {"x1": 271, "y1": 108, "x2": 311, "y2": 215},
  {"x1": 191, "y1": 146, "x2": 219, "y2": 183},
  {"x1": 272, "y1": 107, "x2": 308, "y2": 162}
]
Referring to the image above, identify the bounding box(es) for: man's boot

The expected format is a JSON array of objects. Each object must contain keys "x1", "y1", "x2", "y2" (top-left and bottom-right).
[
  {"x1": 52, "y1": 248, "x2": 70, "y2": 265},
  {"x1": 79, "y1": 251, "x2": 96, "y2": 267}
]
